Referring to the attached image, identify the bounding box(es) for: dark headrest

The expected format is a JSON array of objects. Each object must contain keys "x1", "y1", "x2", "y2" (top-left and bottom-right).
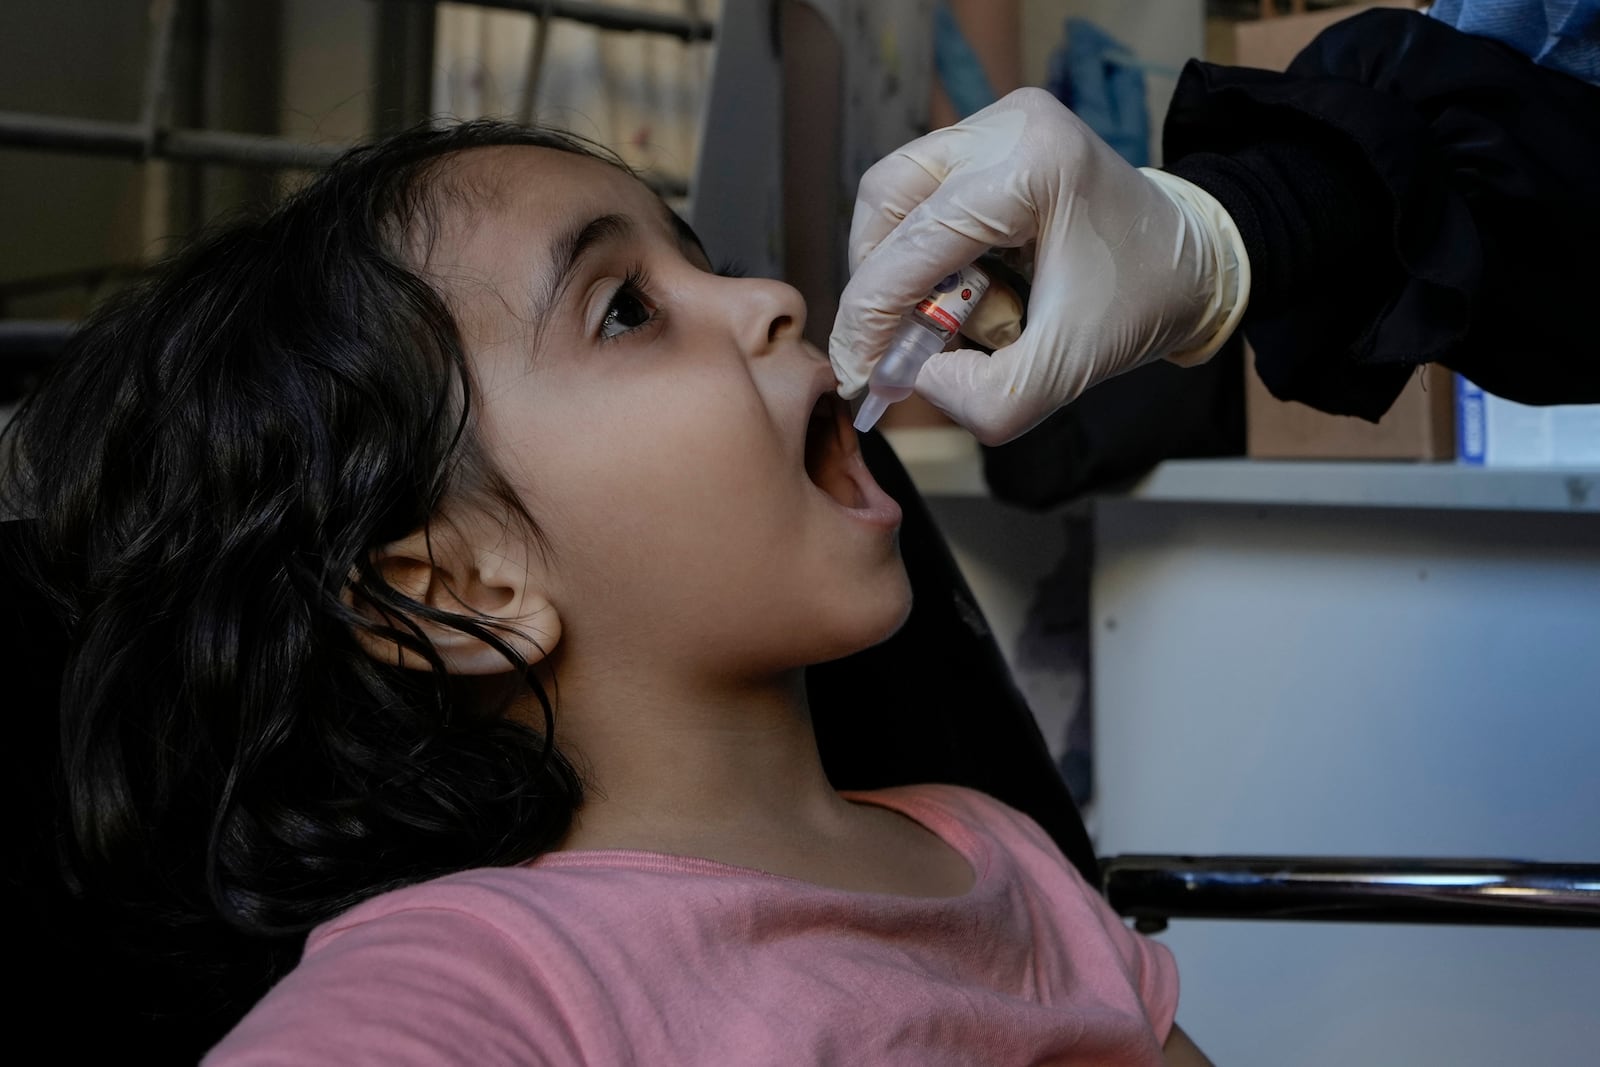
[{"x1": 4, "y1": 517, "x2": 259, "y2": 1058}]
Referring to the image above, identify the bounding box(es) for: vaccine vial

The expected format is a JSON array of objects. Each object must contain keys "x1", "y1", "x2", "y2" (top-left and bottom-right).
[{"x1": 853, "y1": 263, "x2": 991, "y2": 433}]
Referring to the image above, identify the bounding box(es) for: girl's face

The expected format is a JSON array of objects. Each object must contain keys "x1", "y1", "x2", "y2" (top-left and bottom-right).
[{"x1": 430, "y1": 147, "x2": 911, "y2": 682}]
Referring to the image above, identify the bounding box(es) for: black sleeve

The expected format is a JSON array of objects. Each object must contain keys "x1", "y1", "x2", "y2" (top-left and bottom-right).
[{"x1": 1162, "y1": 8, "x2": 1600, "y2": 420}]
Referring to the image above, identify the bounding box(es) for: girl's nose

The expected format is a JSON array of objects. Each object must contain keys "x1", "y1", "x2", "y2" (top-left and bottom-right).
[{"x1": 724, "y1": 276, "x2": 808, "y2": 357}]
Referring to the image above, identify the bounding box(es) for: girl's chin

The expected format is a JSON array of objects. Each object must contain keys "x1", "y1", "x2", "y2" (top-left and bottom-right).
[{"x1": 805, "y1": 580, "x2": 916, "y2": 666}]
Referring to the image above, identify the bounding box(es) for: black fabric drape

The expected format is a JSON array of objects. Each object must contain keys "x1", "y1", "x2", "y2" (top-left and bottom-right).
[{"x1": 1167, "y1": 8, "x2": 1600, "y2": 419}]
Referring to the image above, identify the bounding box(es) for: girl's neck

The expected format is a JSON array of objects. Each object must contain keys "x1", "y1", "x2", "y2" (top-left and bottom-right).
[
  {"x1": 544, "y1": 666, "x2": 856, "y2": 856},
  {"x1": 537, "y1": 663, "x2": 977, "y2": 901}
]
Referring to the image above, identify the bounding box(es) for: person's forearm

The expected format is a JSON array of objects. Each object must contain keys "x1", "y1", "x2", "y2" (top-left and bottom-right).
[{"x1": 1166, "y1": 136, "x2": 1391, "y2": 324}]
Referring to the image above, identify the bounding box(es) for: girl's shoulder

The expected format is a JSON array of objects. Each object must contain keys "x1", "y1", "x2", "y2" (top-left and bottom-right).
[
  {"x1": 849, "y1": 783, "x2": 1094, "y2": 897},
  {"x1": 208, "y1": 866, "x2": 590, "y2": 1065},
  {"x1": 304, "y1": 862, "x2": 587, "y2": 955}
]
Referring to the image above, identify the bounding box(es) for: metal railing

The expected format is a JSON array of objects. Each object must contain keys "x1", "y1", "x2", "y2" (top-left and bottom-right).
[
  {"x1": 1103, "y1": 854, "x2": 1600, "y2": 933},
  {"x1": 417, "y1": 0, "x2": 713, "y2": 41},
  {"x1": 0, "y1": 0, "x2": 715, "y2": 172},
  {"x1": 0, "y1": 0, "x2": 711, "y2": 357}
]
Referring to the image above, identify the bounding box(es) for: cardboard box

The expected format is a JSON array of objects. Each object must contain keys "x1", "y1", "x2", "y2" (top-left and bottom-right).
[
  {"x1": 1237, "y1": 2, "x2": 1452, "y2": 460},
  {"x1": 1234, "y1": 3, "x2": 1414, "y2": 73},
  {"x1": 1246, "y1": 351, "x2": 1456, "y2": 459}
]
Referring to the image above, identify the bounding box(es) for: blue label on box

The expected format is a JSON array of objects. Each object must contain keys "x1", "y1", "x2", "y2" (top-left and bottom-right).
[{"x1": 1456, "y1": 376, "x2": 1486, "y2": 466}]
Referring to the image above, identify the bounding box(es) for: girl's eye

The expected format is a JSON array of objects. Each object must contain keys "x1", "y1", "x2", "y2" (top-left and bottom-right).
[{"x1": 599, "y1": 272, "x2": 656, "y2": 341}]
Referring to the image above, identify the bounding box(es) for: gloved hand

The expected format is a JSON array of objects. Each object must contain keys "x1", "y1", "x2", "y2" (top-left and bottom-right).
[{"x1": 829, "y1": 87, "x2": 1250, "y2": 446}]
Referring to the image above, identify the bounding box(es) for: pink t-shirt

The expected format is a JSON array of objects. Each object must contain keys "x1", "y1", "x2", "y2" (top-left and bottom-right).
[{"x1": 206, "y1": 784, "x2": 1177, "y2": 1065}]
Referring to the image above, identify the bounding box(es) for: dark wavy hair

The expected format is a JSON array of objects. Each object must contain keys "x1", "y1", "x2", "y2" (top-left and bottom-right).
[{"x1": 0, "y1": 121, "x2": 611, "y2": 952}]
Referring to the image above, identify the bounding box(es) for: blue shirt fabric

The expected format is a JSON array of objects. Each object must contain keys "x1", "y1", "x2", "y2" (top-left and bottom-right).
[{"x1": 1429, "y1": 0, "x2": 1600, "y2": 84}]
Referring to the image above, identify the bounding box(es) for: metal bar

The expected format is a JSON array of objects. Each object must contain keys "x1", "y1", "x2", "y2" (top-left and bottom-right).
[
  {"x1": 398, "y1": 0, "x2": 714, "y2": 41},
  {"x1": 0, "y1": 112, "x2": 686, "y2": 191},
  {"x1": 0, "y1": 321, "x2": 76, "y2": 359},
  {"x1": 375, "y1": 0, "x2": 439, "y2": 134},
  {"x1": 1101, "y1": 855, "x2": 1600, "y2": 931},
  {"x1": 518, "y1": 0, "x2": 557, "y2": 124},
  {"x1": 0, "y1": 264, "x2": 143, "y2": 302},
  {"x1": 139, "y1": 0, "x2": 180, "y2": 156},
  {"x1": 0, "y1": 106, "x2": 690, "y2": 198},
  {"x1": 162, "y1": 127, "x2": 345, "y2": 169},
  {"x1": 0, "y1": 110, "x2": 344, "y2": 171},
  {"x1": 0, "y1": 111, "x2": 153, "y2": 158}
]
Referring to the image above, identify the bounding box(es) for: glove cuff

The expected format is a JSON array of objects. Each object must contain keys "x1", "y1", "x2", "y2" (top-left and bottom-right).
[{"x1": 1139, "y1": 167, "x2": 1252, "y2": 368}]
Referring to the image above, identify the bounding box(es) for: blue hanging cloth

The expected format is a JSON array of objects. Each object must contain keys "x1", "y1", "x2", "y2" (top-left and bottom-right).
[
  {"x1": 1429, "y1": 0, "x2": 1600, "y2": 86},
  {"x1": 1044, "y1": 17, "x2": 1150, "y2": 167},
  {"x1": 932, "y1": 1, "x2": 999, "y2": 118}
]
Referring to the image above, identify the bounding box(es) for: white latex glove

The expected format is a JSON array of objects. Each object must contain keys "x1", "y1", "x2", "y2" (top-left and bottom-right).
[{"x1": 829, "y1": 87, "x2": 1250, "y2": 446}]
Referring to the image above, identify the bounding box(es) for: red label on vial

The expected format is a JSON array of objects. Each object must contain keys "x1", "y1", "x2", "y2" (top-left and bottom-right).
[{"x1": 917, "y1": 302, "x2": 963, "y2": 334}]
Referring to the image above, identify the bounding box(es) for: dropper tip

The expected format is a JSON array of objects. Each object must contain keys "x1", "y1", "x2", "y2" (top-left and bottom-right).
[{"x1": 853, "y1": 393, "x2": 890, "y2": 433}]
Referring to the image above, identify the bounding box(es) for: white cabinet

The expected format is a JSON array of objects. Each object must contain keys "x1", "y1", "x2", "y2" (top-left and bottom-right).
[
  {"x1": 900, "y1": 438, "x2": 1600, "y2": 1066},
  {"x1": 1093, "y1": 465, "x2": 1600, "y2": 1066}
]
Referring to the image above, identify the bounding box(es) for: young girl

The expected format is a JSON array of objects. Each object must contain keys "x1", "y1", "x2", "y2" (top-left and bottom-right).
[{"x1": 4, "y1": 121, "x2": 1210, "y2": 1065}]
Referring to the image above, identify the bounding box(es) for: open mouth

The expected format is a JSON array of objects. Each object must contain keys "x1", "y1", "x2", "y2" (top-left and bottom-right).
[
  {"x1": 805, "y1": 392, "x2": 869, "y2": 509},
  {"x1": 802, "y1": 391, "x2": 901, "y2": 531}
]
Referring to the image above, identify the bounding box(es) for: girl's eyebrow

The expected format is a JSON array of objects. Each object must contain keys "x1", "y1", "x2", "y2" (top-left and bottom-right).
[{"x1": 530, "y1": 212, "x2": 634, "y2": 326}]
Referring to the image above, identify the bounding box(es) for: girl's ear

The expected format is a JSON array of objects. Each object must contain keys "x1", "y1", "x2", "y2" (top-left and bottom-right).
[{"x1": 346, "y1": 521, "x2": 561, "y2": 676}]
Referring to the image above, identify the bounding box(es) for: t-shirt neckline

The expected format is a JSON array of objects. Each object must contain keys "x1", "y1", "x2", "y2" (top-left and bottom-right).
[{"x1": 531, "y1": 785, "x2": 989, "y2": 903}]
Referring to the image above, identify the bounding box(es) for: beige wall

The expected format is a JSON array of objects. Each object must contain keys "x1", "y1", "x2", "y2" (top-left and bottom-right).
[
  {"x1": 0, "y1": 0, "x2": 386, "y2": 319},
  {"x1": 0, "y1": 1, "x2": 152, "y2": 317},
  {"x1": 280, "y1": 0, "x2": 375, "y2": 144},
  {"x1": 1020, "y1": 0, "x2": 1205, "y2": 167}
]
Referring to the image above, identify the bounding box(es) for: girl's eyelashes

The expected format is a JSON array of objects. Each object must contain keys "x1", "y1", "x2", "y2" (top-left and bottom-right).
[
  {"x1": 714, "y1": 259, "x2": 746, "y2": 279},
  {"x1": 598, "y1": 265, "x2": 658, "y2": 341}
]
